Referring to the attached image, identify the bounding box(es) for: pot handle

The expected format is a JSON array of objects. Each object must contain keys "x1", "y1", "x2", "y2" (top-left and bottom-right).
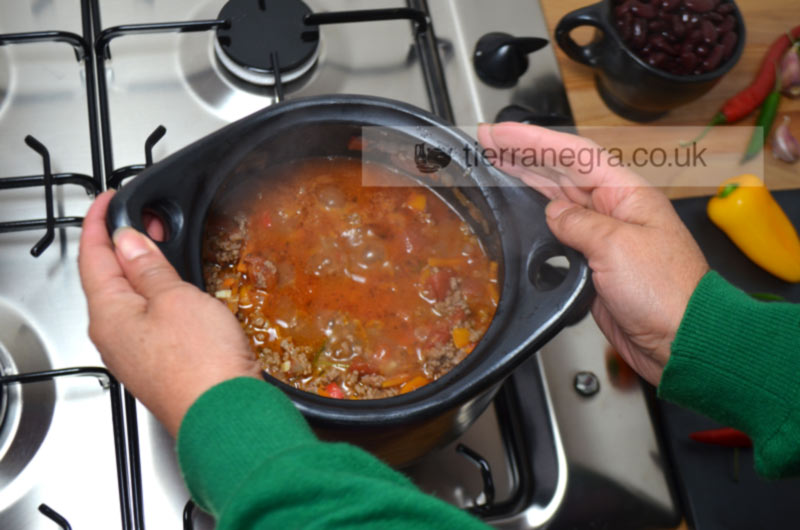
[
  {"x1": 105, "y1": 169, "x2": 194, "y2": 280},
  {"x1": 554, "y1": 2, "x2": 609, "y2": 67},
  {"x1": 507, "y1": 185, "x2": 594, "y2": 339},
  {"x1": 526, "y1": 236, "x2": 594, "y2": 327}
]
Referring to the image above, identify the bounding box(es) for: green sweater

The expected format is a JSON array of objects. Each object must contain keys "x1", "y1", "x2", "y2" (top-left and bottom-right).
[
  {"x1": 177, "y1": 271, "x2": 800, "y2": 528},
  {"x1": 177, "y1": 377, "x2": 489, "y2": 529},
  {"x1": 658, "y1": 271, "x2": 800, "y2": 478}
]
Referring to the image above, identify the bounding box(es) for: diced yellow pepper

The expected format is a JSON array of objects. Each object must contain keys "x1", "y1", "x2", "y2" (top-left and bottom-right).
[
  {"x1": 400, "y1": 375, "x2": 430, "y2": 394},
  {"x1": 452, "y1": 327, "x2": 471, "y2": 349},
  {"x1": 381, "y1": 374, "x2": 412, "y2": 388},
  {"x1": 427, "y1": 257, "x2": 463, "y2": 268},
  {"x1": 407, "y1": 193, "x2": 427, "y2": 211}
]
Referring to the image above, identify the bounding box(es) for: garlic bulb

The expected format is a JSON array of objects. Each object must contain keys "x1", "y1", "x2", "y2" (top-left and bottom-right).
[
  {"x1": 780, "y1": 42, "x2": 800, "y2": 98},
  {"x1": 772, "y1": 116, "x2": 800, "y2": 163}
]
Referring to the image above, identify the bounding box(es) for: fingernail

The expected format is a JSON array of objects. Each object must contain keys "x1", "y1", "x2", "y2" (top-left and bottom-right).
[
  {"x1": 545, "y1": 200, "x2": 573, "y2": 219},
  {"x1": 113, "y1": 227, "x2": 153, "y2": 261}
]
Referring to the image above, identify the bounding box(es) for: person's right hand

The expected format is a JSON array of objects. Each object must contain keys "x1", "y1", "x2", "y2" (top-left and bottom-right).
[{"x1": 479, "y1": 123, "x2": 709, "y2": 386}]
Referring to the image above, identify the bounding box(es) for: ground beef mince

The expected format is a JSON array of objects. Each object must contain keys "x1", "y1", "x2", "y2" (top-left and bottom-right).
[
  {"x1": 202, "y1": 157, "x2": 499, "y2": 399},
  {"x1": 243, "y1": 254, "x2": 278, "y2": 290}
]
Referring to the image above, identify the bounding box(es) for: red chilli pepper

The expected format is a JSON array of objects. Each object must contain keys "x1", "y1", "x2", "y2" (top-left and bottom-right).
[
  {"x1": 723, "y1": 26, "x2": 800, "y2": 121},
  {"x1": 689, "y1": 427, "x2": 752, "y2": 448}
]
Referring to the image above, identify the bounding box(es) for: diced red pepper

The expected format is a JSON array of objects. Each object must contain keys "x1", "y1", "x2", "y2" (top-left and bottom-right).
[
  {"x1": 689, "y1": 427, "x2": 752, "y2": 448},
  {"x1": 324, "y1": 382, "x2": 345, "y2": 399}
]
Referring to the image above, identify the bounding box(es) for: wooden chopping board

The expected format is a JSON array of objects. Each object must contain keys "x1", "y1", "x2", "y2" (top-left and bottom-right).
[{"x1": 540, "y1": 0, "x2": 800, "y2": 198}]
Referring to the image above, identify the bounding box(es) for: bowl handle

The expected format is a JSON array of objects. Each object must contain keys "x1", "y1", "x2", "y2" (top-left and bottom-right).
[{"x1": 554, "y1": 2, "x2": 610, "y2": 67}]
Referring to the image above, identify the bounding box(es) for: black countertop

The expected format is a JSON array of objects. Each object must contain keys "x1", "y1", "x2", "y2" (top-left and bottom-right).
[{"x1": 658, "y1": 189, "x2": 800, "y2": 530}]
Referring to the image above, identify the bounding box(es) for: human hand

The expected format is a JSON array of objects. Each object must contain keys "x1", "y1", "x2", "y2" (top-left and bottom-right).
[
  {"x1": 78, "y1": 191, "x2": 261, "y2": 436},
  {"x1": 479, "y1": 123, "x2": 709, "y2": 385}
]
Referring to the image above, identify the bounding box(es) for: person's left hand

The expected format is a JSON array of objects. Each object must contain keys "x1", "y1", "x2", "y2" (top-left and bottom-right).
[{"x1": 78, "y1": 191, "x2": 261, "y2": 437}]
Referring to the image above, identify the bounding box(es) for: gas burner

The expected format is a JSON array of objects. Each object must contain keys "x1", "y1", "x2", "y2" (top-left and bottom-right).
[
  {"x1": 0, "y1": 50, "x2": 9, "y2": 112},
  {"x1": 0, "y1": 301, "x2": 55, "y2": 492},
  {"x1": 214, "y1": 0, "x2": 320, "y2": 86},
  {"x1": 0, "y1": 367, "x2": 6, "y2": 437}
]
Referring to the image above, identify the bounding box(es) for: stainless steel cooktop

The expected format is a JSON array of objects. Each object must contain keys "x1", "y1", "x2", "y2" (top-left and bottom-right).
[{"x1": 0, "y1": 1, "x2": 678, "y2": 529}]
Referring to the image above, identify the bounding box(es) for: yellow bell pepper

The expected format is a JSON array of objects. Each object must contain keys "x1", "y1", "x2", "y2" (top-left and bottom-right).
[{"x1": 707, "y1": 174, "x2": 800, "y2": 283}]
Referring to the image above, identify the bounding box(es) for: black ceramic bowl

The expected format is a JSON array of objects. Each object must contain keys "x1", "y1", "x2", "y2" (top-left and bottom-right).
[
  {"x1": 556, "y1": 0, "x2": 746, "y2": 121},
  {"x1": 107, "y1": 95, "x2": 593, "y2": 465}
]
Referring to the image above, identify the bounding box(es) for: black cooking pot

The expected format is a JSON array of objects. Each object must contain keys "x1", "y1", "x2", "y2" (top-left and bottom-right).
[{"x1": 107, "y1": 95, "x2": 593, "y2": 466}]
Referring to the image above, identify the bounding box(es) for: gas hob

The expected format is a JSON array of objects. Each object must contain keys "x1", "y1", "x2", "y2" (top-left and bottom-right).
[{"x1": 0, "y1": 1, "x2": 678, "y2": 528}]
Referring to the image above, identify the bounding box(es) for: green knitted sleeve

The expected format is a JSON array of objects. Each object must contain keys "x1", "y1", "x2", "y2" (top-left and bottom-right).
[
  {"x1": 658, "y1": 271, "x2": 800, "y2": 478},
  {"x1": 176, "y1": 377, "x2": 490, "y2": 530}
]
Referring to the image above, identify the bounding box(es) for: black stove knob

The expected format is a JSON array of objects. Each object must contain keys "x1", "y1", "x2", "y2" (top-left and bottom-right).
[
  {"x1": 473, "y1": 33, "x2": 549, "y2": 88},
  {"x1": 495, "y1": 105, "x2": 574, "y2": 128}
]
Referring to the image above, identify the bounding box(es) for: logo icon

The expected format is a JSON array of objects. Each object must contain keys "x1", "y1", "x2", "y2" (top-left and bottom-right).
[{"x1": 414, "y1": 143, "x2": 452, "y2": 174}]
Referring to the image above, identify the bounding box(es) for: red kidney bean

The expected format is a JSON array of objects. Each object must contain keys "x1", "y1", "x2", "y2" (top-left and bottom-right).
[
  {"x1": 685, "y1": 0, "x2": 716, "y2": 13},
  {"x1": 695, "y1": 44, "x2": 710, "y2": 57},
  {"x1": 716, "y1": 3, "x2": 735, "y2": 14},
  {"x1": 619, "y1": 11, "x2": 634, "y2": 26},
  {"x1": 672, "y1": 15, "x2": 687, "y2": 38},
  {"x1": 630, "y1": 1, "x2": 657, "y2": 19},
  {"x1": 616, "y1": 18, "x2": 631, "y2": 41},
  {"x1": 679, "y1": 51, "x2": 700, "y2": 71},
  {"x1": 648, "y1": 19, "x2": 668, "y2": 33},
  {"x1": 661, "y1": 0, "x2": 681, "y2": 12},
  {"x1": 720, "y1": 31, "x2": 738, "y2": 59},
  {"x1": 687, "y1": 29, "x2": 703, "y2": 45},
  {"x1": 651, "y1": 34, "x2": 678, "y2": 55},
  {"x1": 702, "y1": 44, "x2": 725, "y2": 71},
  {"x1": 719, "y1": 14, "x2": 736, "y2": 33},
  {"x1": 706, "y1": 12, "x2": 724, "y2": 23},
  {"x1": 617, "y1": 11, "x2": 634, "y2": 41},
  {"x1": 647, "y1": 51, "x2": 669, "y2": 68},
  {"x1": 701, "y1": 19, "x2": 718, "y2": 43},
  {"x1": 631, "y1": 18, "x2": 648, "y2": 49},
  {"x1": 615, "y1": 0, "x2": 634, "y2": 18}
]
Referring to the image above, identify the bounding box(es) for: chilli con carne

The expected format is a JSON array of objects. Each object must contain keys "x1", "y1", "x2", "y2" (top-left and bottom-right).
[{"x1": 202, "y1": 158, "x2": 499, "y2": 399}]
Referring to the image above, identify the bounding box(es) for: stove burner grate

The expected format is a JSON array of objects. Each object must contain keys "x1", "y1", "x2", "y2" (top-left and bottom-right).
[{"x1": 214, "y1": 0, "x2": 320, "y2": 86}]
